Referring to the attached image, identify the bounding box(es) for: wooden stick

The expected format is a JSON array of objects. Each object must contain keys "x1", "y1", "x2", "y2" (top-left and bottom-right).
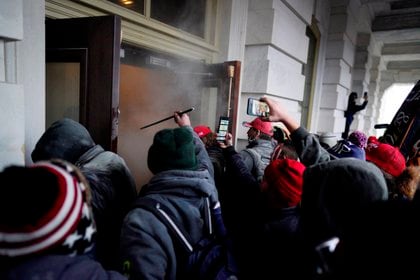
[{"x1": 227, "y1": 65, "x2": 235, "y2": 118}]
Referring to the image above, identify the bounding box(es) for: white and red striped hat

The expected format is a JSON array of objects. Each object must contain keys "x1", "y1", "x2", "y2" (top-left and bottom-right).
[{"x1": 0, "y1": 161, "x2": 92, "y2": 257}]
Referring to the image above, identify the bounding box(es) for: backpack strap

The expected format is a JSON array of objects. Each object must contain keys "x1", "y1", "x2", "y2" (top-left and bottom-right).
[{"x1": 132, "y1": 197, "x2": 194, "y2": 253}]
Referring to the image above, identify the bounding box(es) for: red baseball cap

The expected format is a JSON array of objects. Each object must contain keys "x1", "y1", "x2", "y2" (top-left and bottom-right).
[
  {"x1": 365, "y1": 142, "x2": 406, "y2": 177},
  {"x1": 193, "y1": 125, "x2": 212, "y2": 138},
  {"x1": 243, "y1": 118, "x2": 273, "y2": 136}
]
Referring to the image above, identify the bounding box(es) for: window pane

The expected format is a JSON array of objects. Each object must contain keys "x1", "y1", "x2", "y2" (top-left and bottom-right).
[
  {"x1": 107, "y1": 0, "x2": 145, "y2": 15},
  {"x1": 151, "y1": 0, "x2": 205, "y2": 38},
  {"x1": 46, "y1": 62, "x2": 80, "y2": 127}
]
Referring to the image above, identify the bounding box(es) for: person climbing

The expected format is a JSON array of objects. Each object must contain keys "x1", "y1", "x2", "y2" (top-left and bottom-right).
[{"x1": 342, "y1": 91, "x2": 368, "y2": 139}]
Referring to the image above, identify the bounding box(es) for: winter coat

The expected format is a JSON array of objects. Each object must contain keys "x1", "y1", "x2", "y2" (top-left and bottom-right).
[
  {"x1": 0, "y1": 255, "x2": 126, "y2": 280},
  {"x1": 31, "y1": 118, "x2": 137, "y2": 270},
  {"x1": 239, "y1": 139, "x2": 276, "y2": 182},
  {"x1": 206, "y1": 144, "x2": 225, "y2": 190},
  {"x1": 298, "y1": 158, "x2": 388, "y2": 278},
  {"x1": 259, "y1": 206, "x2": 305, "y2": 280},
  {"x1": 221, "y1": 146, "x2": 265, "y2": 279},
  {"x1": 119, "y1": 126, "x2": 219, "y2": 280},
  {"x1": 290, "y1": 126, "x2": 336, "y2": 167},
  {"x1": 301, "y1": 158, "x2": 388, "y2": 246},
  {"x1": 345, "y1": 99, "x2": 368, "y2": 119}
]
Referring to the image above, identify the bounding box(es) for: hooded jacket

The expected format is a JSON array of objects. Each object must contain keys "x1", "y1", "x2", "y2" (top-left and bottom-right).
[
  {"x1": 300, "y1": 158, "x2": 388, "y2": 248},
  {"x1": 31, "y1": 118, "x2": 137, "y2": 270},
  {"x1": 290, "y1": 126, "x2": 336, "y2": 166},
  {"x1": 119, "y1": 126, "x2": 219, "y2": 280}
]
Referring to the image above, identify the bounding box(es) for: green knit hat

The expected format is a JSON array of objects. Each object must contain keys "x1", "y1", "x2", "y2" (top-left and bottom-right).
[{"x1": 148, "y1": 127, "x2": 198, "y2": 174}]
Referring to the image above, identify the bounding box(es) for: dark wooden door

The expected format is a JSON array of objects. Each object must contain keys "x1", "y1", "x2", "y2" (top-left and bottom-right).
[{"x1": 46, "y1": 15, "x2": 121, "y2": 151}]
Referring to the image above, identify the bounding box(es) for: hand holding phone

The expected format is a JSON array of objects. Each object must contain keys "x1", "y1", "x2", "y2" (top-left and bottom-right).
[
  {"x1": 216, "y1": 116, "x2": 229, "y2": 143},
  {"x1": 363, "y1": 92, "x2": 368, "y2": 100},
  {"x1": 247, "y1": 98, "x2": 269, "y2": 117}
]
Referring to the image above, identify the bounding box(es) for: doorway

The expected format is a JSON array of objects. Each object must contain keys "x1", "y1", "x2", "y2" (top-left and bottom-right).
[
  {"x1": 45, "y1": 16, "x2": 240, "y2": 190},
  {"x1": 301, "y1": 23, "x2": 319, "y2": 129},
  {"x1": 118, "y1": 44, "x2": 240, "y2": 189},
  {"x1": 45, "y1": 15, "x2": 121, "y2": 151}
]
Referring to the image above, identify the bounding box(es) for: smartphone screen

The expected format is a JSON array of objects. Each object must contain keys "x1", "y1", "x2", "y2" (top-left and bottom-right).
[
  {"x1": 247, "y1": 98, "x2": 269, "y2": 117},
  {"x1": 216, "y1": 116, "x2": 229, "y2": 142}
]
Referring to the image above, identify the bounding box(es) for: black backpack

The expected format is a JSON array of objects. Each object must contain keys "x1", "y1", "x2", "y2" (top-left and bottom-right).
[{"x1": 132, "y1": 196, "x2": 239, "y2": 280}]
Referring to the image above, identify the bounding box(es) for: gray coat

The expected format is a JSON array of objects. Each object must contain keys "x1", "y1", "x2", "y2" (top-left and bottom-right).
[
  {"x1": 290, "y1": 126, "x2": 336, "y2": 166},
  {"x1": 31, "y1": 118, "x2": 138, "y2": 270},
  {"x1": 239, "y1": 138, "x2": 276, "y2": 182},
  {"x1": 119, "y1": 126, "x2": 218, "y2": 280}
]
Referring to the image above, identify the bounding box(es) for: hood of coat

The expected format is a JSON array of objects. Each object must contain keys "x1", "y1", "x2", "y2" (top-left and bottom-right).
[
  {"x1": 142, "y1": 169, "x2": 218, "y2": 204},
  {"x1": 300, "y1": 158, "x2": 388, "y2": 245},
  {"x1": 31, "y1": 118, "x2": 96, "y2": 164}
]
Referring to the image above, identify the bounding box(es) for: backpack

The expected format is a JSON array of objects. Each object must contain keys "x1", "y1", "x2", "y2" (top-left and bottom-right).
[
  {"x1": 243, "y1": 148, "x2": 270, "y2": 183},
  {"x1": 132, "y1": 196, "x2": 239, "y2": 280}
]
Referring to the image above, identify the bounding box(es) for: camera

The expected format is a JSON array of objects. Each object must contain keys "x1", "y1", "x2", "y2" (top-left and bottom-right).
[{"x1": 247, "y1": 98, "x2": 269, "y2": 117}]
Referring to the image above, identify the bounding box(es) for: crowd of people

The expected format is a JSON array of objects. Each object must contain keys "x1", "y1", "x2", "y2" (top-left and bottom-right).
[{"x1": 0, "y1": 96, "x2": 419, "y2": 280}]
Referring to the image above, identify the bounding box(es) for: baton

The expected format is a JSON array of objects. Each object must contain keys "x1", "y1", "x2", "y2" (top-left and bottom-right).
[{"x1": 140, "y1": 107, "x2": 195, "y2": 129}]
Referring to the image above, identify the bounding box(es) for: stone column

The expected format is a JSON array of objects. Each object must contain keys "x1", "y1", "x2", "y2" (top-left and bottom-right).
[
  {"x1": 366, "y1": 56, "x2": 383, "y2": 136},
  {"x1": 318, "y1": 0, "x2": 358, "y2": 138},
  {"x1": 238, "y1": 0, "x2": 314, "y2": 149},
  {"x1": 351, "y1": 33, "x2": 371, "y2": 134}
]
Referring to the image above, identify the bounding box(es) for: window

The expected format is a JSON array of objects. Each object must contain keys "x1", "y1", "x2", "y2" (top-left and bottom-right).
[
  {"x1": 107, "y1": 0, "x2": 206, "y2": 38},
  {"x1": 151, "y1": 0, "x2": 206, "y2": 38}
]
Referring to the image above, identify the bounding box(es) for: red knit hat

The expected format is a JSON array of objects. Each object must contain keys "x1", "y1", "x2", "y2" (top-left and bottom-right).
[
  {"x1": 365, "y1": 142, "x2": 406, "y2": 177},
  {"x1": 243, "y1": 118, "x2": 273, "y2": 136},
  {"x1": 193, "y1": 125, "x2": 212, "y2": 138},
  {"x1": 261, "y1": 159, "x2": 305, "y2": 209}
]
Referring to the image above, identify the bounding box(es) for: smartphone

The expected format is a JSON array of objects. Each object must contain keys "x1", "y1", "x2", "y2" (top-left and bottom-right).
[
  {"x1": 216, "y1": 116, "x2": 229, "y2": 142},
  {"x1": 363, "y1": 92, "x2": 368, "y2": 98},
  {"x1": 247, "y1": 98, "x2": 269, "y2": 117}
]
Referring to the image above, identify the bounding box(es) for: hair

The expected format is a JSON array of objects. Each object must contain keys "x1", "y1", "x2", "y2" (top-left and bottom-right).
[
  {"x1": 273, "y1": 126, "x2": 287, "y2": 143},
  {"x1": 390, "y1": 166, "x2": 420, "y2": 200},
  {"x1": 259, "y1": 132, "x2": 272, "y2": 140},
  {"x1": 200, "y1": 132, "x2": 219, "y2": 148},
  {"x1": 349, "y1": 92, "x2": 358, "y2": 100},
  {"x1": 407, "y1": 148, "x2": 420, "y2": 167},
  {"x1": 274, "y1": 142, "x2": 298, "y2": 160}
]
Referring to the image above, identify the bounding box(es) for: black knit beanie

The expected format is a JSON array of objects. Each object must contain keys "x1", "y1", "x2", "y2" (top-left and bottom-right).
[{"x1": 148, "y1": 127, "x2": 198, "y2": 174}]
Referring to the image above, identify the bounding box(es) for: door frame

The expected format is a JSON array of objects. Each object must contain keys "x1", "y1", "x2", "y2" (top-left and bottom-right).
[{"x1": 46, "y1": 15, "x2": 121, "y2": 151}]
